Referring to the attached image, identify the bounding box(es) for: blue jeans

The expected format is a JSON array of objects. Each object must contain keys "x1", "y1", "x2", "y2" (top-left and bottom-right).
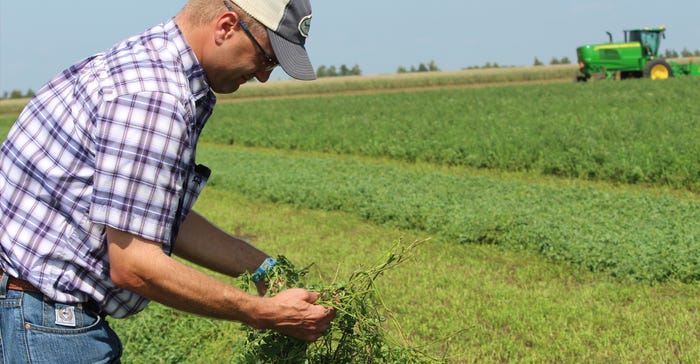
[{"x1": 0, "y1": 274, "x2": 122, "y2": 363}]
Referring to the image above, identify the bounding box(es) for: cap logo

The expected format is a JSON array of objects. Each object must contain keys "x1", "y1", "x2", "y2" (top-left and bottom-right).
[{"x1": 298, "y1": 15, "x2": 312, "y2": 38}]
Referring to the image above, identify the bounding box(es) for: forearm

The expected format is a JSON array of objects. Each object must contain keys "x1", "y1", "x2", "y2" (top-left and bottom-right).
[
  {"x1": 173, "y1": 210, "x2": 268, "y2": 277},
  {"x1": 107, "y1": 227, "x2": 335, "y2": 341},
  {"x1": 107, "y1": 227, "x2": 264, "y2": 325}
]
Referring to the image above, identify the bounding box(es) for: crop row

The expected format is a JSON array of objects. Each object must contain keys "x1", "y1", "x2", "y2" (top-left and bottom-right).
[
  {"x1": 203, "y1": 78, "x2": 700, "y2": 191},
  {"x1": 198, "y1": 146, "x2": 700, "y2": 284}
]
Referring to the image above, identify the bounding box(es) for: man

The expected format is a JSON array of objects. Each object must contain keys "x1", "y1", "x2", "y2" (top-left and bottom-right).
[{"x1": 0, "y1": 0, "x2": 334, "y2": 362}]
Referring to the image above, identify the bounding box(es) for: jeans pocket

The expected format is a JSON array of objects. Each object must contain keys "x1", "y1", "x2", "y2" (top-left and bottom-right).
[{"x1": 20, "y1": 292, "x2": 122, "y2": 363}]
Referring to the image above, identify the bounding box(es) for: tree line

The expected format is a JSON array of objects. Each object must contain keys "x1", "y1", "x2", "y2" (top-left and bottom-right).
[
  {"x1": 1, "y1": 89, "x2": 35, "y2": 100},
  {"x1": 316, "y1": 64, "x2": 362, "y2": 77},
  {"x1": 664, "y1": 48, "x2": 700, "y2": 58}
]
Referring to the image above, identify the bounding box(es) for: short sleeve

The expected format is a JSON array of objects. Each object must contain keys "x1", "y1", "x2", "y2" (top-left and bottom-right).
[{"x1": 90, "y1": 92, "x2": 191, "y2": 243}]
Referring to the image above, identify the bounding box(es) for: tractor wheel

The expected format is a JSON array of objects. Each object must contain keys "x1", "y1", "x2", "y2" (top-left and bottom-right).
[{"x1": 643, "y1": 59, "x2": 673, "y2": 80}]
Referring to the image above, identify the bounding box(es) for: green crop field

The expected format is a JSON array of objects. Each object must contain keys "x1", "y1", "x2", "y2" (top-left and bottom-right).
[
  {"x1": 205, "y1": 77, "x2": 700, "y2": 191},
  {"x1": 1, "y1": 67, "x2": 698, "y2": 363}
]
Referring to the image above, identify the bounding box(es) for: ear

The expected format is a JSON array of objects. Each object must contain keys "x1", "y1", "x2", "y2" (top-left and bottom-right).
[{"x1": 214, "y1": 10, "x2": 240, "y2": 45}]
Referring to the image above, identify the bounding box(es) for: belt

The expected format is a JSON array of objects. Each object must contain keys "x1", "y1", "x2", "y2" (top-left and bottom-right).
[
  {"x1": 0, "y1": 271, "x2": 41, "y2": 293},
  {"x1": 0, "y1": 271, "x2": 104, "y2": 316}
]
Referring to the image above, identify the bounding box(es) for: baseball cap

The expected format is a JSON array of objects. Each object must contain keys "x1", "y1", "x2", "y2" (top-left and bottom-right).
[{"x1": 233, "y1": 0, "x2": 316, "y2": 80}]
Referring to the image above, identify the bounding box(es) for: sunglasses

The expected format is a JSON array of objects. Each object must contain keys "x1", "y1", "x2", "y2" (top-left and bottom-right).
[{"x1": 223, "y1": 1, "x2": 279, "y2": 72}]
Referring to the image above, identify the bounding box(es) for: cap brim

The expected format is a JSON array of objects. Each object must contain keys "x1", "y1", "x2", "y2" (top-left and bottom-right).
[{"x1": 268, "y1": 30, "x2": 316, "y2": 81}]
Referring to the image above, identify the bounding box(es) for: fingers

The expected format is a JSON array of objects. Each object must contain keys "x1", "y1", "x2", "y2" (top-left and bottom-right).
[
  {"x1": 268, "y1": 289, "x2": 336, "y2": 342},
  {"x1": 310, "y1": 305, "x2": 335, "y2": 341},
  {"x1": 254, "y1": 280, "x2": 268, "y2": 296},
  {"x1": 295, "y1": 298, "x2": 334, "y2": 341}
]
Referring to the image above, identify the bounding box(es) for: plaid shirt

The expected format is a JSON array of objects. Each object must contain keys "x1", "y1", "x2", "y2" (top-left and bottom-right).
[{"x1": 0, "y1": 19, "x2": 216, "y2": 318}]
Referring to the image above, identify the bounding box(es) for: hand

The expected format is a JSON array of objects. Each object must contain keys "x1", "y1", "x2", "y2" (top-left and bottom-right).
[
  {"x1": 259, "y1": 288, "x2": 336, "y2": 342},
  {"x1": 255, "y1": 280, "x2": 267, "y2": 296}
]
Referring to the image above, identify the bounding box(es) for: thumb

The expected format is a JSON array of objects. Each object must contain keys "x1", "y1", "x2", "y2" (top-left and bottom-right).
[
  {"x1": 279, "y1": 287, "x2": 320, "y2": 304},
  {"x1": 306, "y1": 291, "x2": 321, "y2": 303},
  {"x1": 300, "y1": 289, "x2": 319, "y2": 304}
]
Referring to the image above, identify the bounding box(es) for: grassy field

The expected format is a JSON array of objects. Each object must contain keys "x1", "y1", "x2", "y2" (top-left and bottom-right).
[
  {"x1": 197, "y1": 146, "x2": 700, "y2": 284},
  {"x1": 109, "y1": 190, "x2": 699, "y2": 363},
  {"x1": 204, "y1": 77, "x2": 700, "y2": 191},
  {"x1": 1, "y1": 67, "x2": 699, "y2": 363}
]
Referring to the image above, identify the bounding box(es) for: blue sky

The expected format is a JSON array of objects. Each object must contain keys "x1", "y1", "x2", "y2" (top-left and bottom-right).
[{"x1": 1, "y1": 0, "x2": 698, "y2": 92}]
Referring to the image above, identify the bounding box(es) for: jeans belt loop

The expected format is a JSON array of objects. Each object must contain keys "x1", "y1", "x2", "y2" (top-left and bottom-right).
[{"x1": 0, "y1": 271, "x2": 9, "y2": 297}]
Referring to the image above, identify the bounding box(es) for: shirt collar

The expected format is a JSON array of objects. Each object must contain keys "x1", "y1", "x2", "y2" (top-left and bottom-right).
[{"x1": 164, "y1": 18, "x2": 212, "y2": 104}]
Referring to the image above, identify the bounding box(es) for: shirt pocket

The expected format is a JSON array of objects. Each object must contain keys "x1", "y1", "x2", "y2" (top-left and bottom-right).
[{"x1": 164, "y1": 164, "x2": 210, "y2": 255}]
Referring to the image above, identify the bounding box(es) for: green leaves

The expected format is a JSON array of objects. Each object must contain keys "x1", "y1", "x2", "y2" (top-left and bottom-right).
[{"x1": 235, "y1": 240, "x2": 441, "y2": 364}]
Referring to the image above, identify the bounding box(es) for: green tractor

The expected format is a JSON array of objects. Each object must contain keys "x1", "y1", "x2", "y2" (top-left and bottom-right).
[{"x1": 576, "y1": 26, "x2": 700, "y2": 81}]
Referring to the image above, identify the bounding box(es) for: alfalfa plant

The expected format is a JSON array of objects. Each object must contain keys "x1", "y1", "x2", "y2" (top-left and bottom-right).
[{"x1": 235, "y1": 239, "x2": 444, "y2": 363}]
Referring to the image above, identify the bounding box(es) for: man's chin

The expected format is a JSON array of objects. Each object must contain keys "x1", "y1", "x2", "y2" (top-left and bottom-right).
[{"x1": 212, "y1": 83, "x2": 241, "y2": 94}]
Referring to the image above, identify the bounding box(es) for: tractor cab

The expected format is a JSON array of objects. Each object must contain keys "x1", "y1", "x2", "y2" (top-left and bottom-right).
[{"x1": 624, "y1": 26, "x2": 666, "y2": 57}]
